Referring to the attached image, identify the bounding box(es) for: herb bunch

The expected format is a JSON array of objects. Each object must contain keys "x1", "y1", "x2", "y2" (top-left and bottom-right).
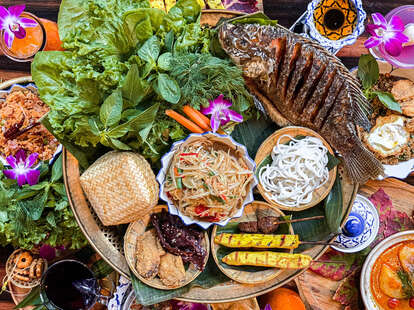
[
  {"x1": 358, "y1": 54, "x2": 402, "y2": 113},
  {"x1": 0, "y1": 155, "x2": 87, "y2": 249},
  {"x1": 169, "y1": 53, "x2": 256, "y2": 119}
]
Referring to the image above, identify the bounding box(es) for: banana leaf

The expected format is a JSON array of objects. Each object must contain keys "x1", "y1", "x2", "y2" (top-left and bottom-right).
[
  {"x1": 131, "y1": 255, "x2": 228, "y2": 306},
  {"x1": 231, "y1": 117, "x2": 279, "y2": 159}
]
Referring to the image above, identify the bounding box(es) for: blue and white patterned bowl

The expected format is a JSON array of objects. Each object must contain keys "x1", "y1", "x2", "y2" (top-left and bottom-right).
[
  {"x1": 0, "y1": 82, "x2": 62, "y2": 167},
  {"x1": 157, "y1": 132, "x2": 258, "y2": 230},
  {"x1": 331, "y1": 194, "x2": 379, "y2": 253},
  {"x1": 304, "y1": 0, "x2": 366, "y2": 53}
]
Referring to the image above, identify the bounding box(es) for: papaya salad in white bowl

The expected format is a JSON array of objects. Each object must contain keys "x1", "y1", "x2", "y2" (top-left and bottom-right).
[{"x1": 157, "y1": 132, "x2": 258, "y2": 229}]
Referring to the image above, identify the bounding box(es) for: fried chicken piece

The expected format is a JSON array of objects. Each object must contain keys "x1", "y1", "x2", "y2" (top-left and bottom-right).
[
  {"x1": 391, "y1": 79, "x2": 414, "y2": 101},
  {"x1": 391, "y1": 79, "x2": 414, "y2": 117},
  {"x1": 158, "y1": 253, "x2": 186, "y2": 287},
  {"x1": 136, "y1": 229, "x2": 165, "y2": 279}
]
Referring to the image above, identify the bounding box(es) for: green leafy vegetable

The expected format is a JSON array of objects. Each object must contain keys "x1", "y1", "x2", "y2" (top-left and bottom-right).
[
  {"x1": 358, "y1": 54, "x2": 401, "y2": 113},
  {"x1": 372, "y1": 91, "x2": 403, "y2": 113},
  {"x1": 157, "y1": 73, "x2": 181, "y2": 104},
  {"x1": 0, "y1": 155, "x2": 87, "y2": 250},
  {"x1": 358, "y1": 54, "x2": 379, "y2": 89},
  {"x1": 33, "y1": 0, "x2": 253, "y2": 167},
  {"x1": 397, "y1": 269, "x2": 414, "y2": 298},
  {"x1": 169, "y1": 53, "x2": 255, "y2": 117},
  {"x1": 324, "y1": 173, "x2": 343, "y2": 233}
]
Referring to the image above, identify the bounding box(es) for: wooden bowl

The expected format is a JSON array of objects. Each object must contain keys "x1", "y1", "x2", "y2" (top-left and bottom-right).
[
  {"x1": 211, "y1": 201, "x2": 294, "y2": 284},
  {"x1": 255, "y1": 126, "x2": 337, "y2": 212},
  {"x1": 124, "y1": 205, "x2": 210, "y2": 290}
]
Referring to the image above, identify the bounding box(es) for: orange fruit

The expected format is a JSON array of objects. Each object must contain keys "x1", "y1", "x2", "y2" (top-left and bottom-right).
[
  {"x1": 40, "y1": 18, "x2": 64, "y2": 51},
  {"x1": 259, "y1": 287, "x2": 306, "y2": 310}
]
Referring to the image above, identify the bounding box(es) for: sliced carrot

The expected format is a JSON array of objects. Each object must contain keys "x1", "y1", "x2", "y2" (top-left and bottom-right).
[
  {"x1": 165, "y1": 109, "x2": 203, "y2": 134},
  {"x1": 183, "y1": 106, "x2": 227, "y2": 135},
  {"x1": 183, "y1": 106, "x2": 211, "y2": 131}
]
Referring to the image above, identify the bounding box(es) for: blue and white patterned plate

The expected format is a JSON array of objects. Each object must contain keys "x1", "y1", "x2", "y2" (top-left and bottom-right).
[
  {"x1": 157, "y1": 132, "x2": 258, "y2": 230},
  {"x1": 304, "y1": 0, "x2": 366, "y2": 53},
  {"x1": 331, "y1": 194, "x2": 379, "y2": 253},
  {"x1": 0, "y1": 82, "x2": 62, "y2": 167}
]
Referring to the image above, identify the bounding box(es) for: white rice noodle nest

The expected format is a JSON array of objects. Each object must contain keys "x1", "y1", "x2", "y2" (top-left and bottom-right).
[{"x1": 259, "y1": 135, "x2": 329, "y2": 207}]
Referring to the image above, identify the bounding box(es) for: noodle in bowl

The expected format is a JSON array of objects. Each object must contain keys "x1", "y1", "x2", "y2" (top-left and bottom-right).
[
  {"x1": 157, "y1": 133, "x2": 257, "y2": 229},
  {"x1": 259, "y1": 135, "x2": 330, "y2": 208}
]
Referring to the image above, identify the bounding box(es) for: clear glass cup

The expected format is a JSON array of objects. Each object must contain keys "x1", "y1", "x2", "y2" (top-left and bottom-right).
[
  {"x1": 0, "y1": 11, "x2": 46, "y2": 62},
  {"x1": 369, "y1": 5, "x2": 414, "y2": 68}
]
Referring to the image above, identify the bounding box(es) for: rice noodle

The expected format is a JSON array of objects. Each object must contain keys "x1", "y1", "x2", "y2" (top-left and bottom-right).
[
  {"x1": 164, "y1": 139, "x2": 253, "y2": 222},
  {"x1": 259, "y1": 135, "x2": 329, "y2": 207}
]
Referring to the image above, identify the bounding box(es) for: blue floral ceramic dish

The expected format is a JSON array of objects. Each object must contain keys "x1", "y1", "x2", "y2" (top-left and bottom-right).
[
  {"x1": 331, "y1": 194, "x2": 379, "y2": 253},
  {"x1": 305, "y1": 0, "x2": 366, "y2": 53},
  {"x1": 157, "y1": 132, "x2": 257, "y2": 230}
]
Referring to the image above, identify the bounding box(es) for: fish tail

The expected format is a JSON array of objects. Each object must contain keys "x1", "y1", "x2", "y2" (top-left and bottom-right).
[{"x1": 343, "y1": 139, "x2": 384, "y2": 183}]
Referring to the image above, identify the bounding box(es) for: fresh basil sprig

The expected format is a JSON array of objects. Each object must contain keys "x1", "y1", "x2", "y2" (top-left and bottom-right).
[{"x1": 358, "y1": 54, "x2": 402, "y2": 113}]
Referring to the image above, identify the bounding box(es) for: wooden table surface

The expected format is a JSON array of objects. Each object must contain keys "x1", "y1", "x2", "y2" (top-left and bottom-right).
[{"x1": 0, "y1": 0, "x2": 413, "y2": 309}]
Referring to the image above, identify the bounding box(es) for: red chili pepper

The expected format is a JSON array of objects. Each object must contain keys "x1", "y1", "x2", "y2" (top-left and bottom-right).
[
  {"x1": 180, "y1": 152, "x2": 198, "y2": 157},
  {"x1": 204, "y1": 216, "x2": 220, "y2": 222},
  {"x1": 220, "y1": 194, "x2": 227, "y2": 202},
  {"x1": 195, "y1": 205, "x2": 208, "y2": 215},
  {"x1": 409, "y1": 297, "x2": 414, "y2": 308}
]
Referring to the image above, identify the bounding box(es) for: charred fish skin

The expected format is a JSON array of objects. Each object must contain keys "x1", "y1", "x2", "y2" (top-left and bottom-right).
[{"x1": 219, "y1": 23, "x2": 384, "y2": 183}]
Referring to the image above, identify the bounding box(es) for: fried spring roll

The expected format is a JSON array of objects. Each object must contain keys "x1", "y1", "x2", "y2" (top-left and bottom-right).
[
  {"x1": 214, "y1": 233, "x2": 300, "y2": 249},
  {"x1": 222, "y1": 251, "x2": 312, "y2": 269}
]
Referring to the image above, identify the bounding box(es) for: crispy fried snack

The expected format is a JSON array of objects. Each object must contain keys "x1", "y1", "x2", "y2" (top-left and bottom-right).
[
  {"x1": 136, "y1": 229, "x2": 165, "y2": 279},
  {"x1": 158, "y1": 253, "x2": 186, "y2": 287}
]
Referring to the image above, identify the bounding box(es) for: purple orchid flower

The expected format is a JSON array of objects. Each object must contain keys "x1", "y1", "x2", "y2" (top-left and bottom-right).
[
  {"x1": 364, "y1": 13, "x2": 409, "y2": 57},
  {"x1": 2, "y1": 149, "x2": 40, "y2": 187},
  {"x1": 200, "y1": 94, "x2": 243, "y2": 132},
  {"x1": 0, "y1": 5, "x2": 38, "y2": 49}
]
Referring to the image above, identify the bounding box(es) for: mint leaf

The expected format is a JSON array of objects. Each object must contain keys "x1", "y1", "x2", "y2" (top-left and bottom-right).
[
  {"x1": 358, "y1": 54, "x2": 379, "y2": 89},
  {"x1": 46, "y1": 212, "x2": 56, "y2": 227},
  {"x1": 110, "y1": 138, "x2": 132, "y2": 150},
  {"x1": 165, "y1": 30, "x2": 174, "y2": 52},
  {"x1": 121, "y1": 64, "x2": 151, "y2": 107},
  {"x1": 100, "y1": 90, "x2": 123, "y2": 127},
  {"x1": 138, "y1": 35, "x2": 160, "y2": 64},
  {"x1": 373, "y1": 91, "x2": 402, "y2": 113},
  {"x1": 157, "y1": 52, "x2": 173, "y2": 71},
  {"x1": 50, "y1": 154, "x2": 63, "y2": 183},
  {"x1": 157, "y1": 73, "x2": 181, "y2": 104},
  {"x1": 88, "y1": 118, "x2": 101, "y2": 136}
]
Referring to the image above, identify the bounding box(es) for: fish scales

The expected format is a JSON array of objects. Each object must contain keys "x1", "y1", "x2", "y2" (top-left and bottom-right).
[
  {"x1": 219, "y1": 23, "x2": 384, "y2": 183},
  {"x1": 285, "y1": 50, "x2": 313, "y2": 107},
  {"x1": 314, "y1": 76, "x2": 344, "y2": 129}
]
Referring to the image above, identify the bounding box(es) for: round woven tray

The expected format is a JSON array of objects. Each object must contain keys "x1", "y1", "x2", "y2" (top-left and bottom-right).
[{"x1": 64, "y1": 150, "x2": 357, "y2": 303}]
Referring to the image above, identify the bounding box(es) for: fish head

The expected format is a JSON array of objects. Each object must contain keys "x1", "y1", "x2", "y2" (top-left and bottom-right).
[{"x1": 219, "y1": 23, "x2": 273, "y2": 79}]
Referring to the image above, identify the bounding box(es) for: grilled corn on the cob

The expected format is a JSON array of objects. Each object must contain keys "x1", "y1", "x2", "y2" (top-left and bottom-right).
[
  {"x1": 222, "y1": 251, "x2": 312, "y2": 269},
  {"x1": 214, "y1": 233, "x2": 300, "y2": 249}
]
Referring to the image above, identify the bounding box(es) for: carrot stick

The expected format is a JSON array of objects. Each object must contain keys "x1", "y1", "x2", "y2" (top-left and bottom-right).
[
  {"x1": 165, "y1": 109, "x2": 204, "y2": 133},
  {"x1": 183, "y1": 106, "x2": 227, "y2": 135},
  {"x1": 183, "y1": 106, "x2": 212, "y2": 131}
]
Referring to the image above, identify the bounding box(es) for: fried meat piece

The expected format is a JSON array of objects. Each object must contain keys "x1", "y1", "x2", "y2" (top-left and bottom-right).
[
  {"x1": 158, "y1": 253, "x2": 186, "y2": 287},
  {"x1": 136, "y1": 229, "x2": 165, "y2": 279}
]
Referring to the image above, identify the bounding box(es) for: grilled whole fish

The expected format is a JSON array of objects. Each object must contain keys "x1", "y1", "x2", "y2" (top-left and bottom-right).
[{"x1": 219, "y1": 23, "x2": 384, "y2": 183}]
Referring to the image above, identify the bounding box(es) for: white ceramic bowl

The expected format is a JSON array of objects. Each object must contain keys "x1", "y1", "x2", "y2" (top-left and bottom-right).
[
  {"x1": 361, "y1": 230, "x2": 414, "y2": 310},
  {"x1": 157, "y1": 132, "x2": 257, "y2": 230}
]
